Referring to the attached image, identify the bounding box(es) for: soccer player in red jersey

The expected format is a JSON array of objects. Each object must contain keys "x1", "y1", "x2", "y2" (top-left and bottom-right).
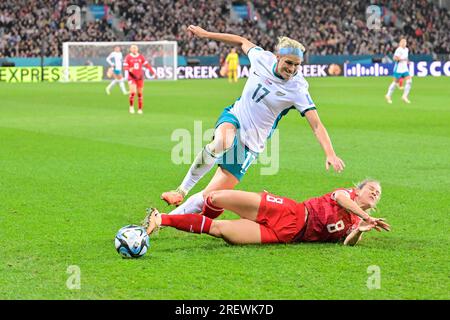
[
  {"x1": 123, "y1": 45, "x2": 157, "y2": 114},
  {"x1": 144, "y1": 179, "x2": 390, "y2": 246}
]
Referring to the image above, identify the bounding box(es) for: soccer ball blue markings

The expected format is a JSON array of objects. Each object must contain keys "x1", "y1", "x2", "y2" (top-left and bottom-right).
[{"x1": 114, "y1": 225, "x2": 150, "y2": 258}]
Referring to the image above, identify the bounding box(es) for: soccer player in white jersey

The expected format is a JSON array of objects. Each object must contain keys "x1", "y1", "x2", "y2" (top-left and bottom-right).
[
  {"x1": 160, "y1": 25, "x2": 345, "y2": 216},
  {"x1": 385, "y1": 38, "x2": 412, "y2": 104},
  {"x1": 106, "y1": 46, "x2": 128, "y2": 95}
]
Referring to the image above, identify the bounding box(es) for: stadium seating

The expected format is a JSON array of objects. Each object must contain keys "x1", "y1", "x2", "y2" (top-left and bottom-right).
[{"x1": 1, "y1": 0, "x2": 449, "y2": 58}]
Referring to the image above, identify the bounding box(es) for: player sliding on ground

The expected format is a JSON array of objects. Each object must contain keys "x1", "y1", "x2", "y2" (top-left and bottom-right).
[
  {"x1": 385, "y1": 38, "x2": 412, "y2": 104},
  {"x1": 105, "y1": 46, "x2": 128, "y2": 95},
  {"x1": 147, "y1": 180, "x2": 390, "y2": 246},
  {"x1": 161, "y1": 25, "x2": 345, "y2": 214},
  {"x1": 123, "y1": 45, "x2": 157, "y2": 114}
]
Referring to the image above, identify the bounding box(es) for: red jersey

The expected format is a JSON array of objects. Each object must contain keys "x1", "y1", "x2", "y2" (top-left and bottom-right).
[
  {"x1": 123, "y1": 53, "x2": 155, "y2": 80},
  {"x1": 297, "y1": 188, "x2": 361, "y2": 243}
]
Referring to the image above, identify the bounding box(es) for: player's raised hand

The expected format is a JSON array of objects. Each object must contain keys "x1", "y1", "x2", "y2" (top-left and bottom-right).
[
  {"x1": 325, "y1": 155, "x2": 345, "y2": 173},
  {"x1": 187, "y1": 25, "x2": 209, "y2": 38}
]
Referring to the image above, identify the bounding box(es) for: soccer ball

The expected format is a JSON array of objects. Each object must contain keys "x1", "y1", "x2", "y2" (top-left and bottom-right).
[{"x1": 114, "y1": 225, "x2": 150, "y2": 258}]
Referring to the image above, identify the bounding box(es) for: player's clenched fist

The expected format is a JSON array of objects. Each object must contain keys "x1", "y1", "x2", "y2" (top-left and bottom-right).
[{"x1": 187, "y1": 25, "x2": 209, "y2": 38}]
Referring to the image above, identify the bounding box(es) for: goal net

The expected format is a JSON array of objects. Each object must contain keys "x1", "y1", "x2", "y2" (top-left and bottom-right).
[{"x1": 62, "y1": 41, "x2": 177, "y2": 82}]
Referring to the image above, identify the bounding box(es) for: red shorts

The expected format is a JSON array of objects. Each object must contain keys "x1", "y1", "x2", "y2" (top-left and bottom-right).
[
  {"x1": 128, "y1": 78, "x2": 144, "y2": 89},
  {"x1": 256, "y1": 192, "x2": 306, "y2": 243}
]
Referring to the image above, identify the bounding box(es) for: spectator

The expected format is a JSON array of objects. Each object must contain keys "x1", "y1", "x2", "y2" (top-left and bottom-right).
[{"x1": 0, "y1": 0, "x2": 449, "y2": 58}]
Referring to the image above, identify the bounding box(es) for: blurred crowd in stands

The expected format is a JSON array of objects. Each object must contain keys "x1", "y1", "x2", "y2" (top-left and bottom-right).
[{"x1": 1, "y1": 0, "x2": 449, "y2": 58}]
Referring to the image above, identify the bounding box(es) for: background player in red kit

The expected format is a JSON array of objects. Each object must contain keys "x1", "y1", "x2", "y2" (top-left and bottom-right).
[
  {"x1": 123, "y1": 45, "x2": 157, "y2": 114},
  {"x1": 144, "y1": 179, "x2": 390, "y2": 246}
]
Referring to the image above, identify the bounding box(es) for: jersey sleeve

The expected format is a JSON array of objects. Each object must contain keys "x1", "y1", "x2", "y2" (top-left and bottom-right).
[
  {"x1": 330, "y1": 188, "x2": 356, "y2": 202},
  {"x1": 393, "y1": 48, "x2": 402, "y2": 58},
  {"x1": 141, "y1": 56, "x2": 155, "y2": 74},
  {"x1": 106, "y1": 53, "x2": 114, "y2": 66},
  {"x1": 293, "y1": 90, "x2": 316, "y2": 117},
  {"x1": 247, "y1": 46, "x2": 265, "y2": 65}
]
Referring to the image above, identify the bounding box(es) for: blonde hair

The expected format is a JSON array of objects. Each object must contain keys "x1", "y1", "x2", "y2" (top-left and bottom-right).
[
  {"x1": 276, "y1": 36, "x2": 306, "y2": 53},
  {"x1": 355, "y1": 178, "x2": 381, "y2": 190},
  {"x1": 354, "y1": 178, "x2": 381, "y2": 213}
]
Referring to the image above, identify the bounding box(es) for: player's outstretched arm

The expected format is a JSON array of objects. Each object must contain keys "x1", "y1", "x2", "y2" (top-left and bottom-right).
[
  {"x1": 334, "y1": 191, "x2": 372, "y2": 222},
  {"x1": 343, "y1": 226, "x2": 364, "y2": 246},
  {"x1": 304, "y1": 110, "x2": 345, "y2": 173},
  {"x1": 344, "y1": 219, "x2": 383, "y2": 246},
  {"x1": 334, "y1": 191, "x2": 391, "y2": 232},
  {"x1": 106, "y1": 54, "x2": 114, "y2": 66},
  {"x1": 144, "y1": 61, "x2": 157, "y2": 79},
  {"x1": 187, "y1": 25, "x2": 256, "y2": 55},
  {"x1": 344, "y1": 218, "x2": 390, "y2": 246}
]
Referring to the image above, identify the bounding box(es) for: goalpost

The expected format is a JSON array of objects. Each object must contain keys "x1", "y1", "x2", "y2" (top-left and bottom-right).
[{"x1": 62, "y1": 41, "x2": 178, "y2": 82}]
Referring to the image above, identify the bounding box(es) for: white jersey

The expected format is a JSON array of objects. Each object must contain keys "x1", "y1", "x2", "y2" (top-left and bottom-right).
[
  {"x1": 393, "y1": 47, "x2": 409, "y2": 73},
  {"x1": 106, "y1": 51, "x2": 123, "y2": 71},
  {"x1": 230, "y1": 47, "x2": 316, "y2": 153}
]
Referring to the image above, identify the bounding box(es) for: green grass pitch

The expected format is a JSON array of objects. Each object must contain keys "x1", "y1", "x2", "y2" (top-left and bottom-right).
[{"x1": 0, "y1": 77, "x2": 449, "y2": 299}]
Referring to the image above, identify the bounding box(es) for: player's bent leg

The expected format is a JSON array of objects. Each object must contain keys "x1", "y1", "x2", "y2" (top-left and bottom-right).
[
  {"x1": 117, "y1": 75, "x2": 128, "y2": 94},
  {"x1": 385, "y1": 79, "x2": 396, "y2": 103},
  {"x1": 146, "y1": 207, "x2": 262, "y2": 244},
  {"x1": 210, "y1": 122, "x2": 237, "y2": 154},
  {"x1": 106, "y1": 79, "x2": 117, "y2": 95},
  {"x1": 402, "y1": 76, "x2": 412, "y2": 103},
  {"x1": 203, "y1": 167, "x2": 239, "y2": 199},
  {"x1": 161, "y1": 145, "x2": 225, "y2": 206},
  {"x1": 206, "y1": 189, "x2": 261, "y2": 221},
  {"x1": 202, "y1": 134, "x2": 258, "y2": 212},
  {"x1": 164, "y1": 122, "x2": 238, "y2": 204},
  {"x1": 168, "y1": 191, "x2": 205, "y2": 215},
  {"x1": 210, "y1": 219, "x2": 262, "y2": 245},
  {"x1": 167, "y1": 167, "x2": 238, "y2": 216},
  {"x1": 152, "y1": 212, "x2": 212, "y2": 235}
]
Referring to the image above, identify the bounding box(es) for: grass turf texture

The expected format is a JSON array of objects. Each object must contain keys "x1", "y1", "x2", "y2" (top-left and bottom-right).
[{"x1": 0, "y1": 77, "x2": 449, "y2": 300}]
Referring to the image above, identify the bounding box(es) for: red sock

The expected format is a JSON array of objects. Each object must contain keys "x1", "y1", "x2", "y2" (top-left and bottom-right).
[
  {"x1": 161, "y1": 214, "x2": 212, "y2": 234},
  {"x1": 129, "y1": 93, "x2": 135, "y2": 107},
  {"x1": 138, "y1": 93, "x2": 143, "y2": 110},
  {"x1": 202, "y1": 195, "x2": 224, "y2": 219}
]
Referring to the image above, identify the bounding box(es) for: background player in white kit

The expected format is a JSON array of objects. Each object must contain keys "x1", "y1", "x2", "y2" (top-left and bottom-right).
[
  {"x1": 106, "y1": 46, "x2": 128, "y2": 95},
  {"x1": 160, "y1": 25, "x2": 345, "y2": 216},
  {"x1": 385, "y1": 38, "x2": 412, "y2": 104}
]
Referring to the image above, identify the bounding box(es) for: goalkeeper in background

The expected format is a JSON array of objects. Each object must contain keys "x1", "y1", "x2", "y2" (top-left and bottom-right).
[
  {"x1": 106, "y1": 46, "x2": 128, "y2": 95},
  {"x1": 225, "y1": 48, "x2": 239, "y2": 83}
]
